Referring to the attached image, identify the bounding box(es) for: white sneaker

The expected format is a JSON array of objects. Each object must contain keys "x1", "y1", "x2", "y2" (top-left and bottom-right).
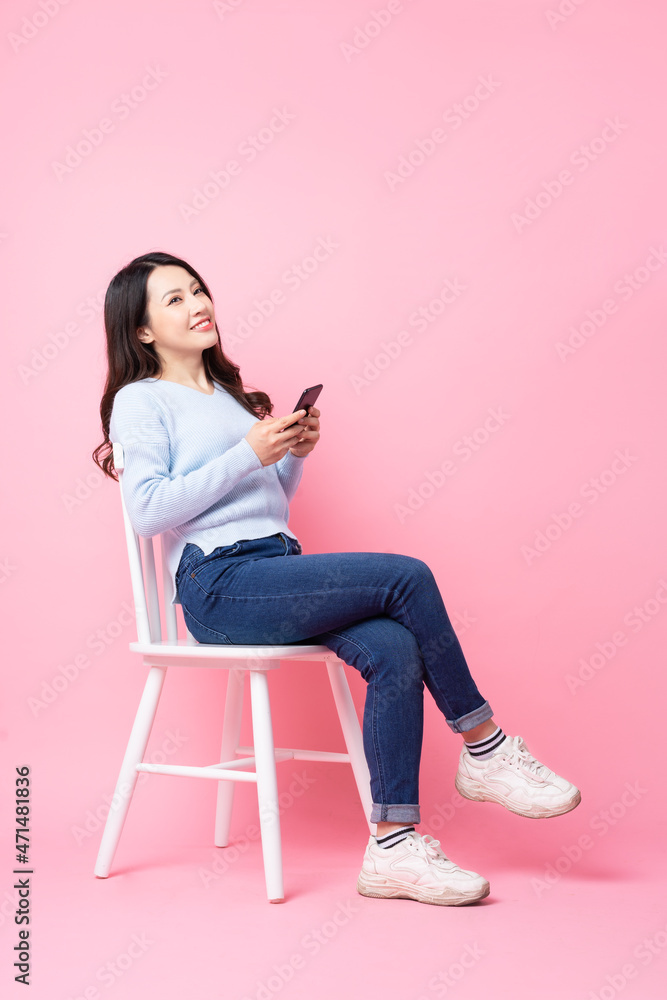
[
  {"x1": 455, "y1": 734, "x2": 581, "y2": 818},
  {"x1": 356, "y1": 831, "x2": 490, "y2": 906}
]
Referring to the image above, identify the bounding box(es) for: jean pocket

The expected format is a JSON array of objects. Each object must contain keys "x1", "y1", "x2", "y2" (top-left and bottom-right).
[
  {"x1": 182, "y1": 604, "x2": 235, "y2": 645},
  {"x1": 197, "y1": 541, "x2": 242, "y2": 565},
  {"x1": 187, "y1": 541, "x2": 243, "y2": 587}
]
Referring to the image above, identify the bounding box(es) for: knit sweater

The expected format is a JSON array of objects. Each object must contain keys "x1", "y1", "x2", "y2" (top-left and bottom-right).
[{"x1": 108, "y1": 377, "x2": 306, "y2": 605}]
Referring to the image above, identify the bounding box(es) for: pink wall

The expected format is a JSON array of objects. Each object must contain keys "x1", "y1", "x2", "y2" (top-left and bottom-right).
[{"x1": 2, "y1": 1, "x2": 666, "y2": 997}]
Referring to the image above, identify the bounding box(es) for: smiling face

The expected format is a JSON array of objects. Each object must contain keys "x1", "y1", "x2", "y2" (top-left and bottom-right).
[{"x1": 136, "y1": 265, "x2": 218, "y2": 368}]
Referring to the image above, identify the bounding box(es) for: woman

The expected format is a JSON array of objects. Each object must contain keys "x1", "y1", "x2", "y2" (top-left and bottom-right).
[{"x1": 94, "y1": 250, "x2": 581, "y2": 907}]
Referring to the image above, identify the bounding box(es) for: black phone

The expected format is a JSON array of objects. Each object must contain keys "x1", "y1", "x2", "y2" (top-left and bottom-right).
[{"x1": 283, "y1": 383, "x2": 323, "y2": 431}]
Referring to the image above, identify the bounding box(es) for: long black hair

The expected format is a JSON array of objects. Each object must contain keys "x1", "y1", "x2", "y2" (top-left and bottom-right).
[{"x1": 92, "y1": 251, "x2": 273, "y2": 481}]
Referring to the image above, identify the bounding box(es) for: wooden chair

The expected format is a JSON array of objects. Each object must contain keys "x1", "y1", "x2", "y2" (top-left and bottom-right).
[{"x1": 94, "y1": 442, "x2": 373, "y2": 901}]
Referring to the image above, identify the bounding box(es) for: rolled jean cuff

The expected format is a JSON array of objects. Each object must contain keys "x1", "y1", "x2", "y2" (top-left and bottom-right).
[
  {"x1": 370, "y1": 802, "x2": 421, "y2": 824},
  {"x1": 446, "y1": 700, "x2": 493, "y2": 734}
]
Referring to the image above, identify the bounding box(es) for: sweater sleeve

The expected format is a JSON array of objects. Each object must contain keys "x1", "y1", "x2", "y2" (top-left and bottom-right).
[
  {"x1": 275, "y1": 449, "x2": 307, "y2": 502},
  {"x1": 109, "y1": 386, "x2": 264, "y2": 537}
]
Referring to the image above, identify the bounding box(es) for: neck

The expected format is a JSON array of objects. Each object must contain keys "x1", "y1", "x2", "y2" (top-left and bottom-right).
[{"x1": 156, "y1": 357, "x2": 211, "y2": 392}]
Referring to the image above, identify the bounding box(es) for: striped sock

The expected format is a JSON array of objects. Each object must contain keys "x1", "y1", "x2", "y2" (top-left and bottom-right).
[
  {"x1": 464, "y1": 726, "x2": 507, "y2": 760},
  {"x1": 375, "y1": 825, "x2": 415, "y2": 849}
]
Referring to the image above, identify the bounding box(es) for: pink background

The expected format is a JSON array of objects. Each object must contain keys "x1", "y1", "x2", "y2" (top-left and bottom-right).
[{"x1": 2, "y1": 0, "x2": 666, "y2": 997}]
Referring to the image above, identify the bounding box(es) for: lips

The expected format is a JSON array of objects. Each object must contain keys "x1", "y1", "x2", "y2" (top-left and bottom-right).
[{"x1": 191, "y1": 317, "x2": 213, "y2": 331}]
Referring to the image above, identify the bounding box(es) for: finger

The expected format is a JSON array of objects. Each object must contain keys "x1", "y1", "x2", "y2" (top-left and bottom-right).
[{"x1": 278, "y1": 409, "x2": 307, "y2": 434}]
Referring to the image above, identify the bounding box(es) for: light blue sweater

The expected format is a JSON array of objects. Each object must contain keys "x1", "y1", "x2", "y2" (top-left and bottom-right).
[{"x1": 108, "y1": 378, "x2": 306, "y2": 605}]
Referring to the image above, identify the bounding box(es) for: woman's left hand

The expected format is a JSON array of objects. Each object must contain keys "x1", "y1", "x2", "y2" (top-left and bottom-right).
[{"x1": 289, "y1": 405, "x2": 320, "y2": 457}]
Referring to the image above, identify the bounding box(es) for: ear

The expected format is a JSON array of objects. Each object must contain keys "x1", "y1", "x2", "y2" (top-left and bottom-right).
[{"x1": 137, "y1": 327, "x2": 152, "y2": 343}]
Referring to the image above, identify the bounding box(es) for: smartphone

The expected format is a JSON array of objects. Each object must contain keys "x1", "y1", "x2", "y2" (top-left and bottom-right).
[{"x1": 283, "y1": 383, "x2": 323, "y2": 431}]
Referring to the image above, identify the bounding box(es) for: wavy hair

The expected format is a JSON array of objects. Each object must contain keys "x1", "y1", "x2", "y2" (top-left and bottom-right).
[{"x1": 92, "y1": 251, "x2": 272, "y2": 481}]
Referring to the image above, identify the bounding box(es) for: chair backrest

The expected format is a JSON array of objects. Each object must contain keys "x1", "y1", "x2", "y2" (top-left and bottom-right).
[{"x1": 113, "y1": 441, "x2": 193, "y2": 646}]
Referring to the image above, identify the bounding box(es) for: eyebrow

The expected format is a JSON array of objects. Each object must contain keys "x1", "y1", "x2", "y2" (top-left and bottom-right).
[{"x1": 161, "y1": 278, "x2": 200, "y2": 301}]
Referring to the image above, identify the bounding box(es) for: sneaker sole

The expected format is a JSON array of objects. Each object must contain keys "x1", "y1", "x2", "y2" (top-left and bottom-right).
[
  {"x1": 356, "y1": 870, "x2": 490, "y2": 906},
  {"x1": 454, "y1": 775, "x2": 581, "y2": 818}
]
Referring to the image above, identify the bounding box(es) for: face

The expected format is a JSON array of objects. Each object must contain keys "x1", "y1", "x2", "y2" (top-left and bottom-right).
[{"x1": 136, "y1": 265, "x2": 217, "y2": 365}]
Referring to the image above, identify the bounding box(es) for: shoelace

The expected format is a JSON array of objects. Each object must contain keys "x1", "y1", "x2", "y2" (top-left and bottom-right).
[
  {"x1": 499, "y1": 736, "x2": 552, "y2": 781},
  {"x1": 409, "y1": 833, "x2": 453, "y2": 867}
]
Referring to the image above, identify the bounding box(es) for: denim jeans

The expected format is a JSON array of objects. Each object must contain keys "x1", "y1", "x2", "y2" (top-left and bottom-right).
[{"x1": 175, "y1": 532, "x2": 493, "y2": 824}]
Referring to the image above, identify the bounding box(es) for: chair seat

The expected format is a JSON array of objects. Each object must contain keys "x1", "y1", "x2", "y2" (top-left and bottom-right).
[{"x1": 129, "y1": 638, "x2": 337, "y2": 662}]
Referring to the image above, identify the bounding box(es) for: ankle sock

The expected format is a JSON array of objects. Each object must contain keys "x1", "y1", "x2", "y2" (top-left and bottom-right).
[
  {"x1": 464, "y1": 725, "x2": 507, "y2": 760},
  {"x1": 375, "y1": 825, "x2": 415, "y2": 849}
]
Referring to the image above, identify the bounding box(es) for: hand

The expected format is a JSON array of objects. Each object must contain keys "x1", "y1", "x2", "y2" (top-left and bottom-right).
[
  {"x1": 245, "y1": 406, "x2": 320, "y2": 466},
  {"x1": 288, "y1": 405, "x2": 320, "y2": 458}
]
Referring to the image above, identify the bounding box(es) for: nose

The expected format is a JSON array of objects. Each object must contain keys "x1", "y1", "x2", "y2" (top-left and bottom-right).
[{"x1": 190, "y1": 294, "x2": 210, "y2": 317}]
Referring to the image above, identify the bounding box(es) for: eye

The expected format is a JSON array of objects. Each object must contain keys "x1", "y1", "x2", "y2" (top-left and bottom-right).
[
  {"x1": 194, "y1": 287, "x2": 206, "y2": 295},
  {"x1": 167, "y1": 295, "x2": 181, "y2": 305}
]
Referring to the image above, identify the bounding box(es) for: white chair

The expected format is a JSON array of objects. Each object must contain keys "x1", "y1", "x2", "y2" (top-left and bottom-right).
[{"x1": 94, "y1": 442, "x2": 373, "y2": 902}]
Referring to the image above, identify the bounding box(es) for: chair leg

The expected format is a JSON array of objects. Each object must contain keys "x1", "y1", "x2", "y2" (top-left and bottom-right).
[
  {"x1": 214, "y1": 668, "x2": 244, "y2": 847},
  {"x1": 249, "y1": 670, "x2": 284, "y2": 903},
  {"x1": 94, "y1": 665, "x2": 167, "y2": 877},
  {"x1": 326, "y1": 659, "x2": 375, "y2": 834}
]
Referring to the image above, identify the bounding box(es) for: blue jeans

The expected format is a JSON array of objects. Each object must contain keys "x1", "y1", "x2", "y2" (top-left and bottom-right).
[{"x1": 175, "y1": 532, "x2": 493, "y2": 824}]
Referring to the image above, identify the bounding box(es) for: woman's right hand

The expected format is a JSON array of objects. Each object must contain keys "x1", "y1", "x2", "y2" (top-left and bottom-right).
[{"x1": 245, "y1": 409, "x2": 308, "y2": 467}]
